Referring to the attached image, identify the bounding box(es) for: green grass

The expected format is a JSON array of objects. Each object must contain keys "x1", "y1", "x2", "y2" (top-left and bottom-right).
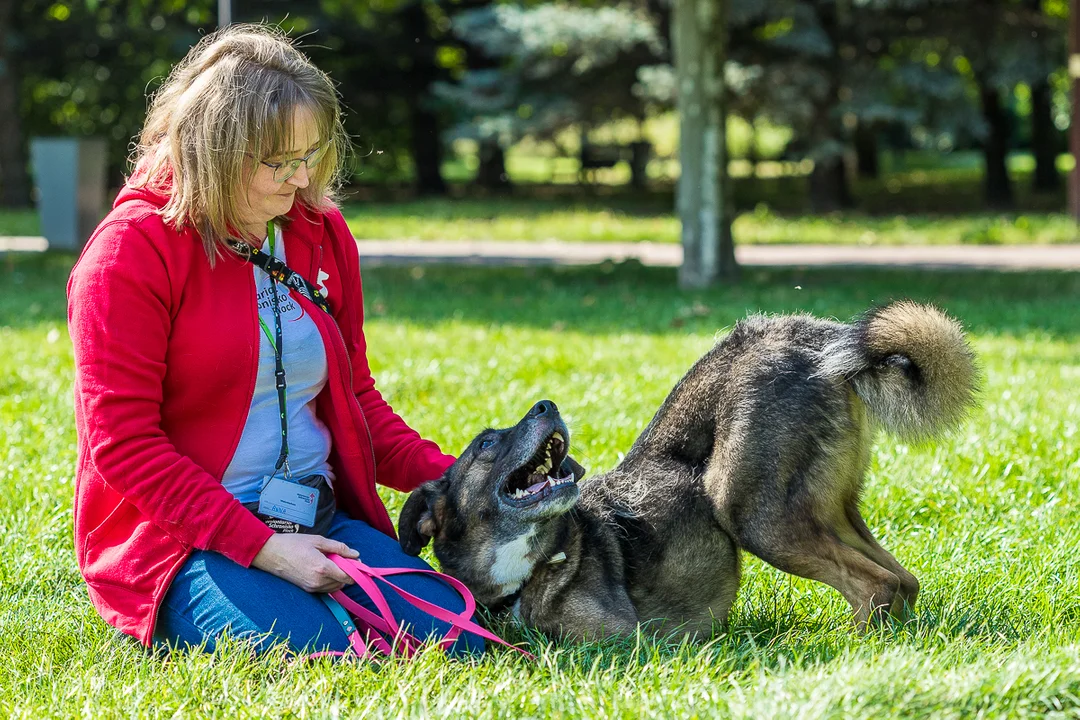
[
  {"x1": 340, "y1": 152, "x2": 1079, "y2": 245},
  {"x1": 338, "y1": 153, "x2": 1078, "y2": 244},
  {"x1": 0, "y1": 209, "x2": 44, "y2": 237},
  {"x1": 1, "y1": 251, "x2": 1078, "y2": 717},
  {"x1": 5, "y1": 198, "x2": 1077, "y2": 246},
  {"x1": 339, "y1": 197, "x2": 1079, "y2": 246},
  {"x1": 5, "y1": 151, "x2": 1080, "y2": 246}
]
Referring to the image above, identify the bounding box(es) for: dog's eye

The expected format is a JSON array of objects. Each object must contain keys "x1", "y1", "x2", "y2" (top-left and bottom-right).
[{"x1": 480, "y1": 438, "x2": 496, "y2": 449}]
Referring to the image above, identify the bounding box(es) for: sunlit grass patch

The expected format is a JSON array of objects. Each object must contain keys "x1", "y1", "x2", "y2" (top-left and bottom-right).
[{"x1": 1, "y1": 253, "x2": 1078, "y2": 717}]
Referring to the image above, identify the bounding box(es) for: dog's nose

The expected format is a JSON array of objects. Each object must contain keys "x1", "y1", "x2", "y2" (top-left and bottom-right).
[{"x1": 528, "y1": 400, "x2": 558, "y2": 418}]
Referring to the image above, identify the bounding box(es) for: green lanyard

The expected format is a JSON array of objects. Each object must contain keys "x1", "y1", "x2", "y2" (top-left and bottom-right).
[
  {"x1": 229, "y1": 220, "x2": 331, "y2": 479},
  {"x1": 258, "y1": 223, "x2": 278, "y2": 350}
]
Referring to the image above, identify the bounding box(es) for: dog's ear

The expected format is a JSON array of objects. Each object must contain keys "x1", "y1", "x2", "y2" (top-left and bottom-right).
[
  {"x1": 563, "y1": 456, "x2": 587, "y2": 481},
  {"x1": 398, "y1": 479, "x2": 449, "y2": 556}
]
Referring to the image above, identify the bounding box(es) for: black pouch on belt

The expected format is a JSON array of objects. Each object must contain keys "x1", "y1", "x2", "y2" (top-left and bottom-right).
[{"x1": 243, "y1": 474, "x2": 336, "y2": 537}]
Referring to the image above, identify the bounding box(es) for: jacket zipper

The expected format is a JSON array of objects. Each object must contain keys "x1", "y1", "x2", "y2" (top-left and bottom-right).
[{"x1": 313, "y1": 242, "x2": 379, "y2": 498}]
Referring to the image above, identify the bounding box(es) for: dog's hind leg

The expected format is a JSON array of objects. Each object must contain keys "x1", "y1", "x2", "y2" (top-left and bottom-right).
[
  {"x1": 741, "y1": 524, "x2": 902, "y2": 630},
  {"x1": 839, "y1": 504, "x2": 919, "y2": 621}
]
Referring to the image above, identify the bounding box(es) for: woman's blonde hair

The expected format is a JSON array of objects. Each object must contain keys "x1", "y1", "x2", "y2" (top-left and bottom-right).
[{"x1": 130, "y1": 23, "x2": 349, "y2": 261}]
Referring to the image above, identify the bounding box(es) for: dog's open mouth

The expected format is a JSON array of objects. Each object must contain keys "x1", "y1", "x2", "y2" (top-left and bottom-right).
[{"x1": 500, "y1": 431, "x2": 576, "y2": 506}]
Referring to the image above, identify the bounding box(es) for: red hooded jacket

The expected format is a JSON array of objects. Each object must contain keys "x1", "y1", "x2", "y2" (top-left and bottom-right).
[{"x1": 67, "y1": 184, "x2": 455, "y2": 646}]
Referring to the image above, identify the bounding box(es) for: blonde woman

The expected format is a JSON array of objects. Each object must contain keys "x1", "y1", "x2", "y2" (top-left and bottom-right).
[{"x1": 68, "y1": 24, "x2": 482, "y2": 656}]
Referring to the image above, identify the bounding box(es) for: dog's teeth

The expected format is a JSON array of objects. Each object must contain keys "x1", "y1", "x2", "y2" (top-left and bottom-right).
[{"x1": 553, "y1": 432, "x2": 564, "y2": 442}]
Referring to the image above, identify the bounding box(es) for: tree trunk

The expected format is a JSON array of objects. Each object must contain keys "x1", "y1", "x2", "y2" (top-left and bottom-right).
[
  {"x1": 0, "y1": 0, "x2": 32, "y2": 208},
  {"x1": 809, "y1": 155, "x2": 852, "y2": 212},
  {"x1": 854, "y1": 123, "x2": 879, "y2": 179},
  {"x1": 978, "y1": 81, "x2": 1014, "y2": 208},
  {"x1": 672, "y1": 0, "x2": 736, "y2": 289},
  {"x1": 410, "y1": 106, "x2": 447, "y2": 196},
  {"x1": 1030, "y1": 79, "x2": 1061, "y2": 192},
  {"x1": 401, "y1": 1, "x2": 448, "y2": 197},
  {"x1": 476, "y1": 139, "x2": 511, "y2": 191},
  {"x1": 807, "y1": 0, "x2": 853, "y2": 213}
]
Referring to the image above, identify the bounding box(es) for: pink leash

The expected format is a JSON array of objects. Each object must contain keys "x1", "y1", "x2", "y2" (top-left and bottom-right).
[{"x1": 306, "y1": 553, "x2": 534, "y2": 661}]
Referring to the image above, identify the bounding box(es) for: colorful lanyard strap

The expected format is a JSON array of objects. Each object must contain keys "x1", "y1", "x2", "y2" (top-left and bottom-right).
[
  {"x1": 226, "y1": 220, "x2": 331, "y2": 479},
  {"x1": 263, "y1": 220, "x2": 290, "y2": 477}
]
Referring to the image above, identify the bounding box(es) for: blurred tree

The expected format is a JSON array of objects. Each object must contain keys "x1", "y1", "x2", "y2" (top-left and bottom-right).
[
  {"x1": 673, "y1": 0, "x2": 737, "y2": 287},
  {"x1": 10, "y1": 0, "x2": 469, "y2": 198},
  {"x1": 9, "y1": 0, "x2": 1068, "y2": 212},
  {"x1": 1026, "y1": 0, "x2": 1065, "y2": 192},
  {"x1": 303, "y1": 0, "x2": 461, "y2": 195},
  {"x1": 901, "y1": 0, "x2": 1065, "y2": 208},
  {"x1": 435, "y1": 2, "x2": 665, "y2": 188},
  {"x1": 0, "y1": 0, "x2": 32, "y2": 207},
  {"x1": 638, "y1": 0, "x2": 920, "y2": 211},
  {"x1": 646, "y1": 0, "x2": 1065, "y2": 210},
  {"x1": 250, "y1": 0, "x2": 458, "y2": 195},
  {"x1": 11, "y1": 0, "x2": 213, "y2": 188}
]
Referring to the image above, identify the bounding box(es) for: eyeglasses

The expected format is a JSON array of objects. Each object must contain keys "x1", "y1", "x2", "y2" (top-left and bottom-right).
[{"x1": 260, "y1": 145, "x2": 328, "y2": 183}]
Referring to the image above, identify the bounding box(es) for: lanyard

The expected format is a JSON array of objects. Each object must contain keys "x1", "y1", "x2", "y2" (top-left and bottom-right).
[
  {"x1": 227, "y1": 221, "x2": 333, "y2": 480},
  {"x1": 264, "y1": 220, "x2": 291, "y2": 479}
]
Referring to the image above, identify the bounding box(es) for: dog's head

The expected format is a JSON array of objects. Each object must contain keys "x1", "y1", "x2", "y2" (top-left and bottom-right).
[{"x1": 398, "y1": 400, "x2": 585, "y2": 600}]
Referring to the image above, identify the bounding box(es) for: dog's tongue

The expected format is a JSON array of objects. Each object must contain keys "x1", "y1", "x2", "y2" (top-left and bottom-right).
[{"x1": 526, "y1": 477, "x2": 550, "y2": 494}]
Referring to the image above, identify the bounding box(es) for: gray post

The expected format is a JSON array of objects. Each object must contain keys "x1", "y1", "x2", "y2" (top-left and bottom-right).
[
  {"x1": 29, "y1": 137, "x2": 108, "y2": 251},
  {"x1": 672, "y1": 0, "x2": 737, "y2": 288}
]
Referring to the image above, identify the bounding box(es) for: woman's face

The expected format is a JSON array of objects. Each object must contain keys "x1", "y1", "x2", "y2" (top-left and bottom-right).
[{"x1": 239, "y1": 106, "x2": 321, "y2": 236}]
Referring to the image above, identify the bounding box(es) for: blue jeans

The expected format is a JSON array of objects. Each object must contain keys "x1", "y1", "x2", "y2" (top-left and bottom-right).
[{"x1": 153, "y1": 512, "x2": 484, "y2": 657}]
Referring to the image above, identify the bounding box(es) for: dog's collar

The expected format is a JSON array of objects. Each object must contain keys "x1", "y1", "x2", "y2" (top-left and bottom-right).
[{"x1": 486, "y1": 552, "x2": 567, "y2": 614}]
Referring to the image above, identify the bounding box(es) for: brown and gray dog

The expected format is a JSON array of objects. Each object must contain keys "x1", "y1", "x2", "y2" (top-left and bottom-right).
[{"x1": 399, "y1": 302, "x2": 978, "y2": 641}]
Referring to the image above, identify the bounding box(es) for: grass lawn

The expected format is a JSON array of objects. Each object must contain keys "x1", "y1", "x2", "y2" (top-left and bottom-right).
[
  {"x1": 1, "y1": 251, "x2": 1078, "y2": 717},
  {"x1": 0, "y1": 209, "x2": 45, "y2": 237},
  {"x1": 336, "y1": 197, "x2": 1079, "y2": 246},
  {"x1": 338, "y1": 151, "x2": 1079, "y2": 245},
  {"x1": 4, "y1": 152, "x2": 1079, "y2": 247}
]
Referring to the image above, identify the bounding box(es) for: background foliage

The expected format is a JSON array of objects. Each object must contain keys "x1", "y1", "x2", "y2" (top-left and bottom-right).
[{"x1": 0, "y1": 0, "x2": 1073, "y2": 211}]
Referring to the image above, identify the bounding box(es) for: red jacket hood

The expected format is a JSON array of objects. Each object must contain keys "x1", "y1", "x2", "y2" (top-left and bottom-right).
[{"x1": 113, "y1": 182, "x2": 168, "y2": 210}]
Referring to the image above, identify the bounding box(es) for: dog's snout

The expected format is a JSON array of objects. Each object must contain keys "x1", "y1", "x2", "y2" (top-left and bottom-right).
[{"x1": 528, "y1": 400, "x2": 557, "y2": 419}]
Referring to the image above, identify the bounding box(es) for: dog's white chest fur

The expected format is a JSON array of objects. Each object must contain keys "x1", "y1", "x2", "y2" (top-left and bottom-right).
[{"x1": 489, "y1": 528, "x2": 536, "y2": 595}]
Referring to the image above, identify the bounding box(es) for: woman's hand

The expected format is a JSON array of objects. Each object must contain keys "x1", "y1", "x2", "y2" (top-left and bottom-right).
[{"x1": 251, "y1": 534, "x2": 360, "y2": 593}]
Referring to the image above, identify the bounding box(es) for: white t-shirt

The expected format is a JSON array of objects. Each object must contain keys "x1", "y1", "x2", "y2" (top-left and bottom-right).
[{"x1": 221, "y1": 225, "x2": 334, "y2": 503}]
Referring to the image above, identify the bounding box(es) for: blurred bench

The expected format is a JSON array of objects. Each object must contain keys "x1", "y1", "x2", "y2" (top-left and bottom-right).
[{"x1": 578, "y1": 141, "x2": 652, "y2": 186}]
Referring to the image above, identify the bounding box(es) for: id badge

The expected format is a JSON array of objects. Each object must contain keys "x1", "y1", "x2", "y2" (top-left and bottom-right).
[{"x1": 258, "y1": 476, "x2": 319, "y2": 528}]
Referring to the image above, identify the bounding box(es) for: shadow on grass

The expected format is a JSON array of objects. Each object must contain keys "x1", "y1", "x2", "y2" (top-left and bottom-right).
[
  {"x1": 359, "y1": 261, "x2": 1080, "y2": 340},
  {"x1": 2, "y1": 251, "x2": 1078, "y2": 339},
  {"x1": 480, "y1": 592, "x2": 1050, "y2": 678}
]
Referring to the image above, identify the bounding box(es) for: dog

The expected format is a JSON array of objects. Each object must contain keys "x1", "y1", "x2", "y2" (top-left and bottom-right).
[{"x1": 399, "y1": 302, "x2": 978, "y2": 641}]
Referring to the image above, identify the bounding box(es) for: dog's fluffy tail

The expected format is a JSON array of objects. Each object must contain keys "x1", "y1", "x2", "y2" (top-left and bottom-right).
[{"x1": 819, "y1": 301, "x2": 979, "y2": 441}]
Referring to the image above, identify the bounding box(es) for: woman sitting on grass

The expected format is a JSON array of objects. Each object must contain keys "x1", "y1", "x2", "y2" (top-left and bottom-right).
[{"x1": 67, "y1": 23, "x2": 482, "y2": 657}]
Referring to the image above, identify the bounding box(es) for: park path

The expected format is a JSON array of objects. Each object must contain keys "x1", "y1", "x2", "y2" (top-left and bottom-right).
[{"x1": 3, "y1": 235, "x2": 1080, "y2": 270}]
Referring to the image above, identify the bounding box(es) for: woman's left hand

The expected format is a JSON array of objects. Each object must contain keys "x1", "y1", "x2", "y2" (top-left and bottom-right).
[{"x1": 252, "y1": 534, "x2": 360, "y2": 593}]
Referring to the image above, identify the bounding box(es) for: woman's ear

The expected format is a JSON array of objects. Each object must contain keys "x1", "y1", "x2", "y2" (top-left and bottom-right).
[{"x1": 398, "y1": 479, "x2": 449, "y2": 556}]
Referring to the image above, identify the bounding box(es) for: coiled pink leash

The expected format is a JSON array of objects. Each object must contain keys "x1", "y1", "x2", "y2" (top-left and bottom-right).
[{"x1": 305, "y1": 553, "x2": 534, "y2": 661}]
